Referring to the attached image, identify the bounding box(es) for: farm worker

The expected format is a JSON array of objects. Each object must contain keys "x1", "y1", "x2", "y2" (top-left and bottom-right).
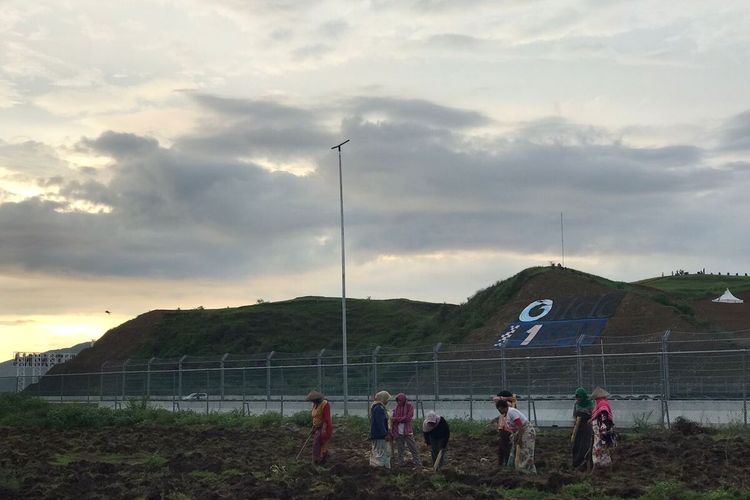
[
  {"x1": 391, "y1": 393, "x2": 422, "y2": 467},
  {"x1": 589, "y1": 387, "x2": 617, "y2": 469},
  {"x1": 422, "y1": 411, "x2": 450, "y2": 470},
  {"x1": 571, "y1": 387, "x2": 594, "y2": 471},
  {"x1": 496, "y1": 400, "x2": 536, "y2": 474},
  {"x1": 307, "y1": 390, "x2": 333, "y2": 465},
  {"x1": 492, "y1": 390, "x2": 517, "y2": 466},
  {"x1": 369, "y1": 390, "x2": 392, "y2": 468}
]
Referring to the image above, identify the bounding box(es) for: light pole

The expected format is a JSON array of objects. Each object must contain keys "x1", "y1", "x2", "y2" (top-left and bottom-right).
[{"x1": 331, "y1": 139, "x2": 350, "y2": 416}]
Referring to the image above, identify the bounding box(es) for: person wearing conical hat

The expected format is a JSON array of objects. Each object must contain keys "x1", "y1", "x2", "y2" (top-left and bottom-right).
[
  {"x1": 369, "y1": 390, "x2": 392, "y2": 468},
  {"x1": 307, "y1": 390, "x2": 332, "y2": 465},
  {"x1": 589, "y1": 387, "x2": 616, "y2": 469}
]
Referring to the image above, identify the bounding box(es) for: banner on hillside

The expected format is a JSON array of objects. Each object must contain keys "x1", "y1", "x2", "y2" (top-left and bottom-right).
[{"x1": 495, "y1": 292, "x2": 625, "y2": 348}]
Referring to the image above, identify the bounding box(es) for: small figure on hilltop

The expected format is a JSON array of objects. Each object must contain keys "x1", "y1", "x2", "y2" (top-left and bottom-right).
[
  {"x1": 571, "y1": 387, "x2": 594, "y2": 471},
  {"x1": 422, "y1": 411, "x2": 450, "y2": 471},
  {"x1": 369, "y1": 390, "x2": 392, "y2": 468},
  {"x1": 492, "y1": 391, "x2": 518, "y2": 466},
  {"x1": 391, "y1": 393, "x2": 422, "y2": 467},
  {"x1": 307, "y1": 391, "x2": 333, "y2": 465},
  {"x1": 589, "y1": 387, "x2": 617, "y2": 470},
  {"x1": 496, "y1": 400, "x2": 537, "y2": 474}
]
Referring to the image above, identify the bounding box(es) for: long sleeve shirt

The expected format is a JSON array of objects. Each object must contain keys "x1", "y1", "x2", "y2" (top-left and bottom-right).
[
  {"x1": 369, "y1": 403, "x2": 389, "y2": 440},
  {"x1": 423, "y1": 417, "x2": 450, "y2": 446}
]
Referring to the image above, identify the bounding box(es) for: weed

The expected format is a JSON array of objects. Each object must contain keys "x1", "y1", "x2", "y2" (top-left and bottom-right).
[
  {"x1": 632, "y1": 411, "x2": 656, "y2": 434},
  {"x1": 560, "y1": 481, "x2": 596, "y2": 499},
  {"x1": 221, "y1": 468, "x2": 243, "y2": 477},
  {"x1": 188, "y1": 470, "x2": 219, "y2": 481},
  {"x1": 143, "y1": 453, "x2": 168, "y2": 470},
  {"x1": 51, "y1": 453, "x2": 77, "y2": 466}
]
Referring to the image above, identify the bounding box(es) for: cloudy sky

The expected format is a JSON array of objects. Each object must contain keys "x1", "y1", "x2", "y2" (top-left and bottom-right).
[{"x1": 1, "y1": 0, "x2": 749, "y2": 358}]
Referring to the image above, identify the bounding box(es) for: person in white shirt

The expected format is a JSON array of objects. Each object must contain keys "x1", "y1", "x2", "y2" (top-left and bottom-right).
[{"x1": 496, "y1": 400, "x2": 537, "y2": 473}]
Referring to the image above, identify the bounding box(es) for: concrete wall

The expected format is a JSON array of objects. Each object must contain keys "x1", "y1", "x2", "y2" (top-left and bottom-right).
[{"x1": 66, "y1": 395, "x2": 749, "y2": 428}]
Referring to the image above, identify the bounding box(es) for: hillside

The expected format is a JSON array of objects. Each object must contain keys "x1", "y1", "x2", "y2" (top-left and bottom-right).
[{"x1": 51, "y1": 266, "x2": 750, "y2": 373}]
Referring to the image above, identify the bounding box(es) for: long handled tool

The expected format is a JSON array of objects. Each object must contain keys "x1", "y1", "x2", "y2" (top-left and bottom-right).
[
  {"x1": 433, "y1": 449, "x2": 445, "y2": 471},
  {"x1": 296, "y1": 430, "x2": 314, "y2": 460}
]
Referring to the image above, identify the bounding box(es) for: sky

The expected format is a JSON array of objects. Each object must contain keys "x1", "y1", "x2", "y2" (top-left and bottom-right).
[{"x1": 1, "y1": 0, "x2": 749, "y2": 359}]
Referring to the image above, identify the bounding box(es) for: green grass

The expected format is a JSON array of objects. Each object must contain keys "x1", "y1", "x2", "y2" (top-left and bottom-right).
[{"x1": 639, "y1": 274, "x2": 750, "y2": 300}]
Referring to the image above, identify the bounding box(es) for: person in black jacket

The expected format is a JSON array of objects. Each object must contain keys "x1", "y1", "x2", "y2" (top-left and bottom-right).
[
  {"x1": 369, "y1": 390, "x2": 392, "y2": 468},
  {"x1": 422, "y1": 411, "x2": 449, "y2": 470}
]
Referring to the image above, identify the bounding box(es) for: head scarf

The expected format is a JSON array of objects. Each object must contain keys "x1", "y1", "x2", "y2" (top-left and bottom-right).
[
  {"x1": 422, "y1": 411, "x2": 441, "y2": 432},
  {"x1": 575, "y1": 387, "x2": 594, "y2": 409},
  {"x1": 373, "y1": 390, "x2": 391, "y2": 405},
  {"x1": 590, "y1": 387, "x2": 614, "y2": 423},
  {"x1": 395, "y1": 393, "x2": 407, "y2": 406}
]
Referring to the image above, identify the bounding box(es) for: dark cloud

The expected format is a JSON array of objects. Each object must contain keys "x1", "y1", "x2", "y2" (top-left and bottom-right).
[
  {"x1": 349, "y1": 96, "x2": 491, "y2": 129},
  {"x1": 81, "y1": 131, "x2": 159, "y2": 159},
  {"x1": 719, "y1": 110, "x2": 750, "y2": 151},
  {"x1": 0, "y1": 95, "x2": 749, "y2": 280}
]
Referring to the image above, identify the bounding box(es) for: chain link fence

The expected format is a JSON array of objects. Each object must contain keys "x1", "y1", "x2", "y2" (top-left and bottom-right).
[{"x1": 4, "y1": 329, "x2": 750, "y2": 425}]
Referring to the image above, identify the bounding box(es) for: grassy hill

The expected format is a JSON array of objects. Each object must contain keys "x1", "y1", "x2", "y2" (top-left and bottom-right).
[
  {"x1": 51, "y1": 266, "x2": 749, "y2": 373},
  {"x1": 638, "y1": 274, "x2": 750, "y2": 300}
]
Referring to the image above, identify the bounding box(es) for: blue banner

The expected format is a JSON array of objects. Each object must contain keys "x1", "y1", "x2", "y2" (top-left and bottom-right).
[{"x1": 495, "y1": 318, "x2": 608, "y2": 348}]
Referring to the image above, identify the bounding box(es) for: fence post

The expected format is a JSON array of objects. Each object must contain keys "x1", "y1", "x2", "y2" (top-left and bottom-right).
[
  {"x1": 280, "y1": 366, "x2": 285, "y2": 417},
  {"x1": 100, "y1": 361, "x2": 108, "y2": 401},
  {"x1": 414, "y1": 361, "x2": 421, "y2": 418},
  {"x1": 600, "y1": 338, "x2": 607, "y2": 389},
  {"x1": 220, "y1": 353, "x2": 229, "y2": 402},
  {"x1": 433, "y1": 343, "x2": 442, "y2": 410},
  {"x1": 660, "y1": 330, "x2": 672, "y2": 429},
  {"x1": 206, "y1": 369, "x2": 210, "y2": 415},
  {"x1": 744, "y1": 350, "x2": 747, "y2": 428},
  {"x1": 575, "y1": 334, "x2": 585, "y2": 387},
  {"x1": 317, "y1": 348, "x2": 326, "y2": 392},
  {"x1": 121, "y1": 359, "x2": 130, "y2": 403},
  {"x1": 526, "y1": 356, "x2": 531, "y2": 416},
  {"x1": 60, "y1": 374, "x2": 64, "y2": 402},
  {"x1": 469, "y1": 362, "x2": 474, "y2": 421},
  {"x1": 242, "y1": 367, "x2": 247, "y2": 416},
  {"x1": 266, "y1": 351, "x2": 275, "y2": 409},
  {"x1": 178, "y1": 355, "x2": 187, "y2": 400},
  {"x1": 146, "y1": 357, "x2": 155, "y2": 399},
  {"x1": 372, "y1": 346, "x2": 381, "y2": 393},
  {"x1": 501, "y1": 344, "x2": 507, "y2": 389}
]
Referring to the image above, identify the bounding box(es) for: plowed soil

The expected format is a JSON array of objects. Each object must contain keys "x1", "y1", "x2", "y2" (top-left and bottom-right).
[{"x1": 3, "y1": 424, "x2": 750, "y2": 499}]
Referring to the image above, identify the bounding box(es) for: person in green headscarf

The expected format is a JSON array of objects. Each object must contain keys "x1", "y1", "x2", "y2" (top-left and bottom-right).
[{"x1": 571, "y1": 387, "x2": 594, "y2": 471}]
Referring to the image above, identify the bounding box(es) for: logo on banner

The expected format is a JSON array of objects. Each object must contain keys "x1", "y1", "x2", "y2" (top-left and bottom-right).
[{"x1": 495, "y1": 292, "x2": 624, "y2": 348}]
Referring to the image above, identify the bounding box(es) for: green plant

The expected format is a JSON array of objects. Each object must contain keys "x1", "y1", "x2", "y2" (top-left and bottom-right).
[
  {"x1": 560, "y1": 481, "x2": 596, "y2": 499},
  {"x1": 632, "y1": 410, "x2": 656, "y2": 433},
  {"x1": 143, "y1": 453, "x2": 168, "y2": 470},
  {"x1": 287, "y1": 410, "x2": 312, "y2": 427}
]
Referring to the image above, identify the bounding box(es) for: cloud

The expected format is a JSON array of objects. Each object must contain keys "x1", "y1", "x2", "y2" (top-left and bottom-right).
[
  {"x1": 0, "y1": 95, "x2": 749, "y2": 284},
  {"x1": 718, "y1": 111, "x2": 750, "y2": 152},
  {"x1": 0, "y1": 139, "x2": 69, "y2": 176}
]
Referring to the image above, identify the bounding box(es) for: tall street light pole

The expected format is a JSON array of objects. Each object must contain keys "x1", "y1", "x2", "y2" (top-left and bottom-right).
[{"x1": 331, "y1": 139, "x2": 350, "y2": 416}]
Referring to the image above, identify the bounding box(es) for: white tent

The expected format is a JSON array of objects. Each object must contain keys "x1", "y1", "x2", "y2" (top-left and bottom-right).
[{"x1": 712, "y1": 289, "x2": 744, "y2": 304}]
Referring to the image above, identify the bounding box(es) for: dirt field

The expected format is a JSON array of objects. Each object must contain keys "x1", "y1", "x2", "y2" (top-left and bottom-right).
[{"x1": 3, "y1": 420, "x2": 750, "y2": 499}]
